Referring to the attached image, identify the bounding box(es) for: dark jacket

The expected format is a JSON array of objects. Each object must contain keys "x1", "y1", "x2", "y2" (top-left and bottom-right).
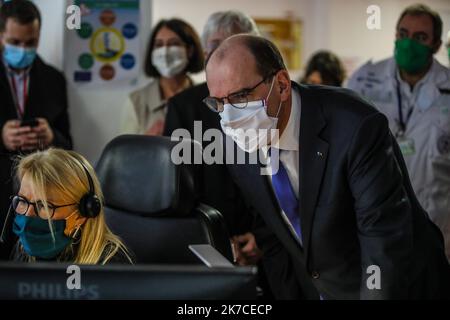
[
  {"x1": 225, "y1": 82, "x2": 450, "y2": 299},
  {"x1": 163, "y1": 82, "x2": 255, "y2": 236},
  {"x1": 0, "y1": 56, "x2": 72, "y2": 259}
]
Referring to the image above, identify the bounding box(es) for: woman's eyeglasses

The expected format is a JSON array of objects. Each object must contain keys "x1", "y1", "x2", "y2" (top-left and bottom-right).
[{"x1": 11, "y1": 195, "x2": 76, "y2": 220}]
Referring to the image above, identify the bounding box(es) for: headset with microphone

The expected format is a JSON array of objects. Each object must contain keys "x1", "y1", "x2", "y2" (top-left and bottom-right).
[
  {"x1": 77, "y1": 161, "x2": 102, "y2": 219},
  {"x1": 0, "y1": 158, "x2": 101, "y2": 243}
]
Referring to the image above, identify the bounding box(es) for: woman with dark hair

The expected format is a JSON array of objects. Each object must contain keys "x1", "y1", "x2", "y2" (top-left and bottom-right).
[
  {"x1": 301, "y1": 50, "x2": 346, "y2": 87},
  {"x1": 121, "y1": 18, "x2": 204, "y2": 135}
]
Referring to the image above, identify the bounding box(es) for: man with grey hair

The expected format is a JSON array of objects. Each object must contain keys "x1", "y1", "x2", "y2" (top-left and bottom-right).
[
  {"x1": 201, "y1": 10, "x2": 259, "y2": 59},
  {"x1": 163, "y1": 11, "x2": 266, "y2": 274}
]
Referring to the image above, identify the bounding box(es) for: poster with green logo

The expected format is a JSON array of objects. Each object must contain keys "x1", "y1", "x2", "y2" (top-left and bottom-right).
[{"x1": 65, "y1": 0, "x2": 139, "y2": 85}]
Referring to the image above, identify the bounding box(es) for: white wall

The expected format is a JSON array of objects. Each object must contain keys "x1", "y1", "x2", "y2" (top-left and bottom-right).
[
  {"x1": 326, "y1": 0, "x2": 450, "y2": 74},
  {"x1": 152, "y1": 0, "x2": 325, "y2": 80},
  {"x1": 153, "y1": 0, "x2": 450, "y2": 75},
  {"x1": 32, "y1": 0, "x2": 450, "y2": 163},
  {"x1": 33, "y1": 0, "x2": 153, "y2": 163}
]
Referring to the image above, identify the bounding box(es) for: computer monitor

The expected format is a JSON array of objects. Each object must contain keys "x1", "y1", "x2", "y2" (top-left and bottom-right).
[{"x1": 0, "y1": 262, "x2": 257, "y2": 300}]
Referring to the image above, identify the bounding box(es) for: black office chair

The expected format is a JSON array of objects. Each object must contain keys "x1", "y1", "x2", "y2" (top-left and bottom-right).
[{"x1": 95, "y1": 135, "x2": 233, "y2": 264}]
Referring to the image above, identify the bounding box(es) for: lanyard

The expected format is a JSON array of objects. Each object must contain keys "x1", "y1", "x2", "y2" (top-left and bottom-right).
[
  {"x1": 9, "y1": 72, "x2": 28, "y2": 119},
  {"x1": 395, "y1": 77, "x2": 414, "y2": 137}
]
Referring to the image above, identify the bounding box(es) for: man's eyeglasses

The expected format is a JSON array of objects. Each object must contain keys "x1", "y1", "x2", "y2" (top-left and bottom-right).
[
  {"x1": 11, "y1": 195, "x2": 77, "y2": 220},
  {"x1": 203, "y1": 72, "x2": 277, "y2": 113}
]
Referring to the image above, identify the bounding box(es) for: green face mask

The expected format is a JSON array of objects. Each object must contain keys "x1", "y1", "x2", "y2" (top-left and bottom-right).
[{"x1": 394, "y1": 38, "x2": 432, "y2": 74}]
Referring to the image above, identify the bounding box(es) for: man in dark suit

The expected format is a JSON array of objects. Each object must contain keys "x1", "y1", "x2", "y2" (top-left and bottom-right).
[
  {"x1": 204, "y1": 34, "x2": 450, "y2": 299},
  {"x1": 164, "y1": 10, "x2": 265, "y2": 265},
  {"x1": 0, "y1": 0, "x2": 72, "y2": 259},
  {"x1": 164, "y1": 11, "x2": 279, "y2": 298}
]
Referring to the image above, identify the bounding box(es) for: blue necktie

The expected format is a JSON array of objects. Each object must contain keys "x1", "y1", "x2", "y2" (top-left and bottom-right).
[{"x1": 271, "y1": 150, "x2": 302, "y2": 243}]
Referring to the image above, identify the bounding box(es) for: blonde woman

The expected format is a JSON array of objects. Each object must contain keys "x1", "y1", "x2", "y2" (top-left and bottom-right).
[{"x1": 9, "y1": 148, "x2": 132, "y2": 264}]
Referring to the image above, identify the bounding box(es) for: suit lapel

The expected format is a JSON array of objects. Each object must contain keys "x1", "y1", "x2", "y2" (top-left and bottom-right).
[
  {"x1": 296, "y1": 83, "x2": 329, "y2": 261},
  {"x1": 0, "y1": 60, "x2": 39, "y2": 120}
]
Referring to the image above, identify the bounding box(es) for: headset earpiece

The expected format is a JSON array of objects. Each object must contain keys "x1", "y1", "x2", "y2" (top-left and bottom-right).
[
  {"x1": 78, "y1": 162, "x2": 101, "y2": 218},
  {"x1": 78, "y1": 192, "x2": 101, "y2": 218}
]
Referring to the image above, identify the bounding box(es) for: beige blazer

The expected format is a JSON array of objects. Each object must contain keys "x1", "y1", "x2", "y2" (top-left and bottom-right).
[{"x1": 121, "y1": 79, "x2": 166, "y2": 135}]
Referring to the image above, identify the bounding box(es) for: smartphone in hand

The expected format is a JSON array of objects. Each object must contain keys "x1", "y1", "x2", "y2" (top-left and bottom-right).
[{"x1": 20, "y1": 119, "x2": 39, "y2": 128}]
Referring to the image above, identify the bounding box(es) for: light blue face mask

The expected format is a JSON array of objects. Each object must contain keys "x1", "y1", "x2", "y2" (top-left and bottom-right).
[
  {"x1": 3, "y1": 43, "x2": 37, "y2": 69},
  {"x1": 13, "y1": 214, "x2": 72, "y2": 260},
  {"x1": 219, "y1": 77, "x2": 282, "y2": 153}
]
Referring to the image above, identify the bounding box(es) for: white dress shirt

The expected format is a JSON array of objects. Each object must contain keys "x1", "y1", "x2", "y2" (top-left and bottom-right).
[
  {"x1": 265, "y1": 87, "x2": 302, "y2": 243},
  {"x1": 3, "y1": 61, "x2": 30, "y2": 118}
]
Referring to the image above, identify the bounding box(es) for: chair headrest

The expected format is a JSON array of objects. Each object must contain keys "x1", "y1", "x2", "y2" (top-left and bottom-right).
[{"x1": 96, "y1": 135, "x2": 200, "y2": 217}]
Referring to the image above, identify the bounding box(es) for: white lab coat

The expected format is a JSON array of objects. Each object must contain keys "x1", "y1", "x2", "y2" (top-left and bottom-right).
[
  {"x1": 120, "y1": 79, "x2": 166, "y2": 135},
  {"x1": 348, "y1": 57, "x2": 450, "y2": 260}
]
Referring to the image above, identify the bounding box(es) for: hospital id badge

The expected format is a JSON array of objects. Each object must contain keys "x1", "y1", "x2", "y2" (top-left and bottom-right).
[{"x1": 398, "y1": 138, "x2": 415, "y2": 156}]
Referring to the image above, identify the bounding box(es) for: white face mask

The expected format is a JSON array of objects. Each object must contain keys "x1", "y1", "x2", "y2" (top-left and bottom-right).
[
  {"x1": 151, "y1": 46, "x2": 188, "y2": 78},
  {"x1": 220, "y1": 77, "x2": 282, "y2": 153}
]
